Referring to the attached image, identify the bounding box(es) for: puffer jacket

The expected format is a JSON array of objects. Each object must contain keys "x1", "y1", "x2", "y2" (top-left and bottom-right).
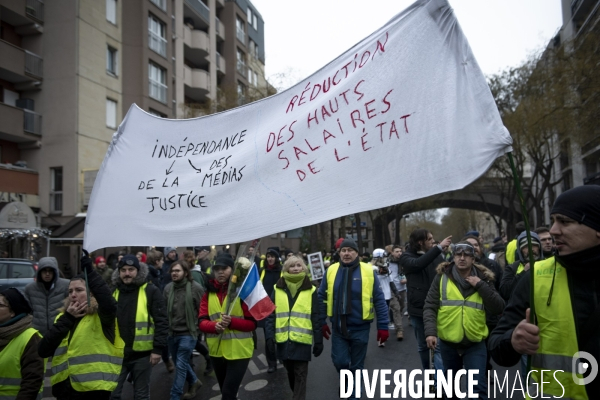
[
  {"x1": 399, "y1": 246, "x2": 445, "y2": 317},
  {"x1": 23, "y1": 258, "x2": 70, "y2": 336},
  {"x1": 423, "y1": 261, "x2": 505, "y2": 348},
  {"x1": 111, "y1": 263, "x2": 168, "y2": 360}
]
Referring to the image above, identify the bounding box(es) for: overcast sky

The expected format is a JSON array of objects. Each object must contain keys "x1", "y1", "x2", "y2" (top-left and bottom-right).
[{"x1": 250, "y1": 0, "x2": 564, "y2": 90}]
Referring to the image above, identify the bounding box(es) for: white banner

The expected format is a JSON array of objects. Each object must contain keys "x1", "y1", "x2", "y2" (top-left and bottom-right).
[{"x1": 84, "y1": 0, "x2": 512, "y2": 252}]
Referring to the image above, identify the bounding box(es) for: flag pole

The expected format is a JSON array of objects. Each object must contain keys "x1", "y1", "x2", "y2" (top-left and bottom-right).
[{"x1": 506, "y1": 151, "x2": 537, "y2": 371}]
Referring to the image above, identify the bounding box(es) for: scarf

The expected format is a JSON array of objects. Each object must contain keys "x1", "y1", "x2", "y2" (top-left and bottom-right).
[
  {"x1": 0, "y1": 314, "x2": 33, "y2": 347},
  {"x1": 168, "y1": 280, "x2": 197, "y2": 337},
  {"x1": 337, "y1": 257, "x2": 361, "y2": 337},
  {"x1": 283, "y1": 272, "x2": 306, "y2": 298},
  {"x1": 557, "y1": 244, "x2": 600, "y2": 278},
  {"x1": 451, "y1": 264, "x2": 477, "y2": 298}
]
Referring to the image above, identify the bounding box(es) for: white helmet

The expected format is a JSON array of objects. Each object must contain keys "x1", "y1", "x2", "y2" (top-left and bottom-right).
[{"x1": 372, "y1": 248, "x2": 386, "y2": 258}]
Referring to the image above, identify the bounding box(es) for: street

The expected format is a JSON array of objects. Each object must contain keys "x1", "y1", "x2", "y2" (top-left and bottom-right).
[{"x1": 41, "y1": 315, "x2": 520, "y2": 400}]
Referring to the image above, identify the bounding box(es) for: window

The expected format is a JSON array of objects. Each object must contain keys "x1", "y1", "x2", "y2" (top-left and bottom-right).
[
  {"x1": 247, "y1": 67, "x2": 253, "y2": 83},
  {"x1": 236, "y1": 48, "x2": 246, "y2": 76},
  {"x1": 150, "y1": 0, "x2": 167, "y2": 11},
  {"x1": 106, "y1": 46, "x2": 118, "y2": 75},
  {"x1": 236, "y1": 16, "x2": 245, "y2": 43},
  {"x1": 50, "y1": 167, "x2": 63, "y2": 214},
  {"x1": 253, "y1": 14, "x2": 258, "y2": 30},
  {"x1": 106, "y1": 0, "x2": 117, "y2": 24},
  {"x1": 253, "y1": 70, "x2": 258, "y2": 86},
  {"x1": 106, "y1": 99, "x2": 117, "y2": 128},
  {"x1": 247, "y1": 7, "x2": 252, "y2": 23},
  {"x1": 149, "y1": 108, "x2": 167, "y2": 118},
  {"x1": 12, "y1": 264, "x2": 35, "y2": 279},
  {"x1": 254, "y1": 43, "x2": 259, "y2": 60},
  {"x1": 248, "y1": 40, "x2": 255, "y2": 59},
  {"x1": 148, "y1": 15, "x2": 167, "y2": 57},
  {"x1": 237, "y1": 81, "x2": 245, "y2": 105},
  {"x1": 149, "y1": 62, "x2": 167, "y2": 103}
]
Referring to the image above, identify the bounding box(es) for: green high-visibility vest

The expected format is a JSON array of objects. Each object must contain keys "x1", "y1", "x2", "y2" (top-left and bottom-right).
[
  {"x1": 50, "y1": 313, "x2": 124, "y2": 392},
  {"x1": 274, "y1": 286, "x2": 315, "y2": 345},
  {"x1": 437, "y1": 274, "x2": 488, "y2": 343},
  {"x1": 326, "y1": 262, "x2": 375, "y2": 320},
  {"x1": 527, "y1": 257, "x2": 588, "y2": 399},
  {"x1": 506, "y1": 239, "x2": 517, "y2": 265},
  {"x1": 113, "y1": 283, "x2": 155, "y2": 351},
  {"x1": 0, "y1": 328, "x2": 44, "y2": 399},
  {"x1": 205, "y1": 293, "x2": 253, "y2": 360}
]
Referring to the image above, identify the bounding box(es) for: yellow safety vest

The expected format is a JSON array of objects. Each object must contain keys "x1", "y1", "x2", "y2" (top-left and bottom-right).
[
  {"x1": 50, "y1": 313, "x2": 125, "y2": 392},
  {"x1": 274, "y1": 286, "x2": 315, "y2": 345},
  {"x1": 326, "y1": 262, "x2": 375, "y2": 320},
  {"x1": 506, "y1": 239, "x2": 517, "y2": 265},
  {"x1": 528, "y1": 257, "x2": 588, "y2": 399},
  {"x1": 437, "y1": 274, "x2": 488, "y2": 343},
  {"x1": 205, "y1": 293, "x2": 254, "y2": 360},
  {"x1": 113, "y1": 283, "x2": 155, "y2": 351},
  {"x1": 0, "y1": 328, "x2": 45, "y2": 399}
]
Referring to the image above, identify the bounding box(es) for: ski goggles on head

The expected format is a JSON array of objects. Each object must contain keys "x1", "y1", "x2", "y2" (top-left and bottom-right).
[{"x1": 453, "y1": 243, "x2": 475, "y2": 257}]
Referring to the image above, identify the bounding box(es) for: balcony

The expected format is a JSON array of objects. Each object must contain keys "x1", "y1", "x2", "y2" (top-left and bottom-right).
[
  {"x1": 0, "y1": 164, "x2": 39, "y2": 197},
  {"x1": 215, "y1": 0, "x2": 224, "y2": 8},
  {"x1": 26, "y1": 0, "x2": 44, "y2": 22},
  {"x1": 184, "y1": 0, "x2": 210, "y2": 30},
  {"x1": 216, "y1": 52, "x2": 226, "y2": 76},
  {"x1": 215, "y1": 16, "x2": 225, "y2": 41},
  {"x1": 1, "y1": 0, "x2": 44, "y2": 27},
  {"x1": 184, "y1": 65, "x2": 210, "y2": 103},
  {"x1": 0, "y1": 41, "x2": 43, "y2": 84},
  {"x1": 0, "y1": 102, "x2": 42, "y2": 142}
]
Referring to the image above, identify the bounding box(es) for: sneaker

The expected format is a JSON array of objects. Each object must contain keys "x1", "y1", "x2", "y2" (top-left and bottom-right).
[
  {"x1": 182, "y1": 379, "x2": 203, "y2": 399},
  {"x1": 388, "y1": 323, "x2": 395, "y2": 330},
  {"x1": 378, "y1": 340, "x2": 385, "y2": 348},
  {"x1": 192, "y1": 350, "x2": 200, "y2": 356},
  {"x1": 396, "y1": 331, "x2": 404, "y2": 341}
]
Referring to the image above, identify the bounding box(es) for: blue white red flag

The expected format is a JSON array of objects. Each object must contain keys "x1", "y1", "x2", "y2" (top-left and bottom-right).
[{"x1": 238, "y1": 263, "x2": 276, "y2": 321}]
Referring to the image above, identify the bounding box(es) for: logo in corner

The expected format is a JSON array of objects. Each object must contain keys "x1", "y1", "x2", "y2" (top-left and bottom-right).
[{"x1": 572, "y1": 351, "x2": 598, "y2": 385}]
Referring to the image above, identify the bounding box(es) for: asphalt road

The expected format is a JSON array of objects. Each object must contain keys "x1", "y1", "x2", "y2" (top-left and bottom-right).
[{"x1": 41, "y1": 315, "x2": 521, "y2": 399}]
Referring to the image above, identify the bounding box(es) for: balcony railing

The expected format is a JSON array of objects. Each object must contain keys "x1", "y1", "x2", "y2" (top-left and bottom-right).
[
  {"x1": 24, "y1": 50, "x2": 43, "y2": 78},
  {"x1": 26, "y1": 0, "x2": 44, "y2": 22},
  {"x1": 215, "y1": 17, "x2": 221, "y2": 34},
  {"x1": 236, "y1": 61, "x2": 247, "y2": 76},
  {"x1": 149, "y1": 31, "x2": 167, "y2": 57},
  {"x1": 149, "y1": 80, "x2": 168, "y2": 103},
  {"x1": 23, "y1": 109, "x2": 42, "y2": 135},
  {"x1": 236, "y1": 27, "x2": 245, "y2": 43},
  {"x1": 185, "y1": 0, "x2": 209, "y2": 23}
]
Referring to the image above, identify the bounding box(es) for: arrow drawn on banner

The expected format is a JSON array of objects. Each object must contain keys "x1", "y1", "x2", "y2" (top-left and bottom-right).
[
  {"x1": 166, "y1": 160, "x2": 176, "y2": 175},
  {"x1": 188, "y1": 159, "x2": 202, "y2": 174}
]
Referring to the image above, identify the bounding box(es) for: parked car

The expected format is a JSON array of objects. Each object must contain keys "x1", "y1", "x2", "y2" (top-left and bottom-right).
[{"x1": 0, "y1": 258, "x2": 38, "y2": 292}]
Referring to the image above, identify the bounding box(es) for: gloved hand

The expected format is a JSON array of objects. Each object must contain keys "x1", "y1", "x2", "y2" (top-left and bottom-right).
[
  {"x1": 81, "y1": 249, "x2": 94, "y2": 274},
  {"x1": 377, "y1": 329, "x2": 389, "y2": 344},
  {"x1": 321, "y1": 324, "x2": 331, "y2": 340},
  {"x1": 313, "y1": 343, "x2": 324, "y2": 357}
]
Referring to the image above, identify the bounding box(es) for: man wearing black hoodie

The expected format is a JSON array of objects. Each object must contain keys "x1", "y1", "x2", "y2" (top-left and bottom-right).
[
  {"x1": 110, "y1": 255, "x2": 168, "y2": 400},
  {"x1": 489, "y1": 185, "x2": 600, "y2": 399}
]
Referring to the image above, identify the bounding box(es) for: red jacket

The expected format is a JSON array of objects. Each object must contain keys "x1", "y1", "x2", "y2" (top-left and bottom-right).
[{"x1": 198, "y1": 279, "x2": 256, "y2": 334}]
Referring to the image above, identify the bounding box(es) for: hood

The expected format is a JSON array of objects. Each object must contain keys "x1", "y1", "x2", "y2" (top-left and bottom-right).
[
  {"x1": 111, "y1": 261, "x2": 149, "y2": 287},
  {"x1": 515, "y1": 231, "x2": 543, "y2": 264},
  {"x1": 436, "y1": 261, "x2": 496, "y2": 281},
  {"x1": 37, "y1": 257, "x2": 60, "y2": 284}
]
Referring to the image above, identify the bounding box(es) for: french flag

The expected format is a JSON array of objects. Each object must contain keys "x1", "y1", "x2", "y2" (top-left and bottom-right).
[{"x1": 238, "y1": 263, "x2": 276, "y2": 321}]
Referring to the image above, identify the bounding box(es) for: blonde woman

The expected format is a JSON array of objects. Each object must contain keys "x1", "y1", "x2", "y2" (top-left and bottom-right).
[
  {"x1": 38, "y1": 252, "x2": 124, "y2": 400},
  {"x1": 265, "y1": 256, "x2": 323, "y2": 400}
]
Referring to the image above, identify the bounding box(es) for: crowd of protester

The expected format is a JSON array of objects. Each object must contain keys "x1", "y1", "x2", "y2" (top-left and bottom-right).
[{"x1": 0, "y1": 185, "x2": 599, "y2": 399}]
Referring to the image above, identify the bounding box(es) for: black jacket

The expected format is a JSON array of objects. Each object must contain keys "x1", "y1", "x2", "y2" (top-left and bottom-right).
[
  {"x1": 499, "y1": 260, "x2": 525, "y2": 301},
  {"x1": 258, "y1": 263, "x2": 282, "y2": 328},
  {"x1": 111, "y1": 263, "x2": 168, "y2": 360},
  {"x1": 479, "y1": 256, "x2": 504, "y2": 328},
  {"x1": 489, "y1": 248, "x2": 600, "y2": 399},
  {"x1": 399, "y1": 246, "x2": 444, "y2": 317},
  {"x1": 265, "y1": 275, "x2": 322, "y2": 361}
]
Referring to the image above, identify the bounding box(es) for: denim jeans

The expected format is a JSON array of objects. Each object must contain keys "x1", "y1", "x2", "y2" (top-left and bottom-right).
[
  {"x1": 111, "y1": 355, "x2": 153, "y2": 400},
  {"x1": 168, "y1": 335, "x2": 198, "y2": 400},
  {"x1": 438, "y1": 339, "x2": 488, "y2": 400},
  {"x1": 410, "y1": 315, "x2": 444, "y2": 373},
  {"x1": 331, "y1": 329, "x2": 370, "y2": 400}
]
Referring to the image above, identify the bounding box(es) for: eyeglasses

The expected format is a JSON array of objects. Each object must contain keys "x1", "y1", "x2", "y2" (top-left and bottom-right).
[{"x1": 453, "y1": 244, "x2": 475, "y2": 257}]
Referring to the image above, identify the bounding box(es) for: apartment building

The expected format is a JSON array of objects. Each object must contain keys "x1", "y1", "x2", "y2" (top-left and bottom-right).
[{"x1": 0, "y1": 0, "x2": 271, "y2": 263}]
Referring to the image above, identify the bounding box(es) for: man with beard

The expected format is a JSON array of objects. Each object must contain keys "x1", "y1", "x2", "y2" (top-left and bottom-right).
[
  {"x1": 535, "y1": 226, "x2": 555, "y2": 258},
  {"x1": 111, "y1": 255, "x2": 168, "y2": 400},
  {"x1": 161, "y1": 247, "x2": 178, "y2": 290},
  {"x1": 489, "y1": 185, "x2": 600, "y2": 399}
]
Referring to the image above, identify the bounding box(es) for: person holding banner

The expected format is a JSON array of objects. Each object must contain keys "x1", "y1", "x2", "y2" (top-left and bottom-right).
[
  {"x1": 163, "y1": 260, "x2": 204, "y2": 400},
  {"x1": 199, "y1": 254, "x2": 257, "y2": 400},
  {"x1": 265, "y1": 256, "x2": 323, "y2": 400},
  {"x1": 38, "y1": 251, "x2": 124, "y2": 400},
  {"x1": 318, "y1": 238, "x2": 389, "y2": 400},
  {"x1": 489, "y1": 185, "x2": 600, "y2": 399}
]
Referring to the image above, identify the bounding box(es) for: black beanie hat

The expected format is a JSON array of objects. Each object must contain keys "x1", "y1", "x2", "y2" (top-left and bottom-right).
[
  {"x1": 266, "y1": 247, "x2": 280, "y2": 258},
  {"x1": 551, "y1": 185, "x2": 600, "y2": 232},
  {"x1": 1, "y1": 288, "x2": 32, "y2": 315},
  {"x1": 213, "y1": 253, "x2": 234, "y2": 269},
  {"x1": 339, "y1": 239, "x2": 359, "y2": 252},
  {"x1": 118, "y1": 254, "x2": 140, "y2": 270}
]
